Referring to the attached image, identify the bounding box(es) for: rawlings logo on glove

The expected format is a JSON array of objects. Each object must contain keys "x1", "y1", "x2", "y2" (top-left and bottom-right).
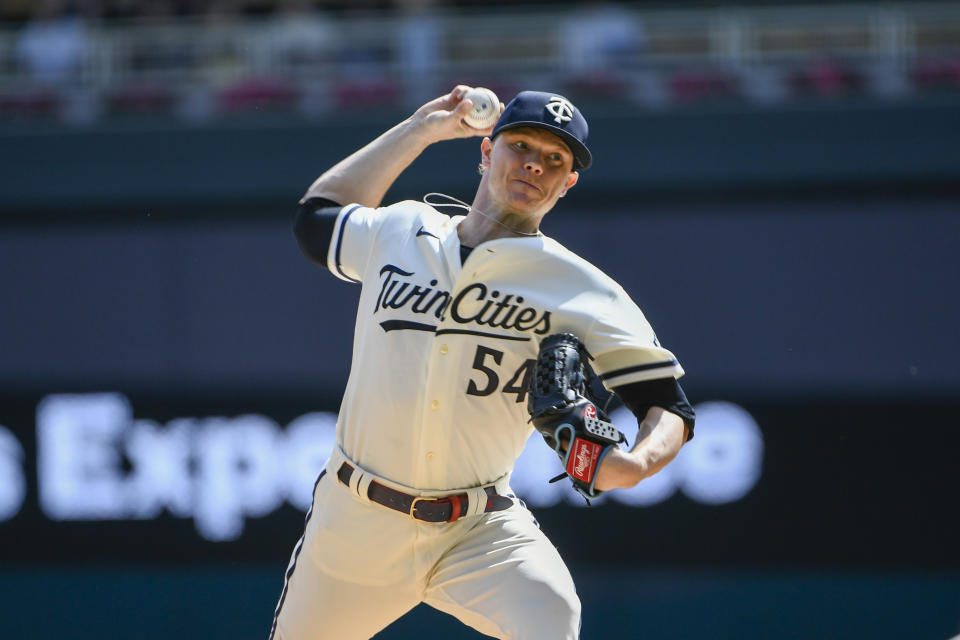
[
  {"x1": 568, "y1": 437, "x2": 602, "y2": 482},
  {"x1": 526, "y1": 333, "x2": 627, "y2": 502}
]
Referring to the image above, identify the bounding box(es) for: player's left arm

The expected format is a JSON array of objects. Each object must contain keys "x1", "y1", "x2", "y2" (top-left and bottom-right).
[
  {"x1": 578, "y1": 282, "x2": 696, "y2": 492},
  {"x1": 594, "y1": 407, "x2": 686, "y2": 491},
  {"x1": 594, "y1": 377, "x2": 695, "y2": 491}
]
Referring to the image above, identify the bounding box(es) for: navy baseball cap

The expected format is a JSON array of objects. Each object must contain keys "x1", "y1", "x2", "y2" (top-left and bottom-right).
[{"x1": 491, "y1": 91, "x2": 592, "y2": 170}]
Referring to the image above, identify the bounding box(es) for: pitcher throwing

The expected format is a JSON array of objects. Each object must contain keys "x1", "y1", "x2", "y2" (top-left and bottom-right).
[{"x1": 271, "y1": 86, "x2": 696, "y2": 639}]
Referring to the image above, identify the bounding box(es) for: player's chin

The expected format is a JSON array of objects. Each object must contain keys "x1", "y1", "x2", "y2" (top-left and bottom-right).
[
  {"x1": 507, "y1": 191, "x2": 560, "y2": 217},
  {"x1": 503, "y1": 198, "x2": 544, "y2": 219}
]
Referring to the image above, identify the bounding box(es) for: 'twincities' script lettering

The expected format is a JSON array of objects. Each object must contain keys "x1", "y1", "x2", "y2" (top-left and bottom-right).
[
  {"x1": 374, "y1": 264, "x2": 551, "y2": 335},
  {"x1": 374, "y1": 265, "x2": 450, "y2": 318}
]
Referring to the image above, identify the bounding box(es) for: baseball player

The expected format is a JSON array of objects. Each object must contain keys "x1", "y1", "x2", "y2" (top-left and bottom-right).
[{"x1": 271, "y1": 86, "x2": 695, "y2": 639}]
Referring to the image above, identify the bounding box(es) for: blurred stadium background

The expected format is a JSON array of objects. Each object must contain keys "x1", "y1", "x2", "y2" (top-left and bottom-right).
[{"x1": 1, "y1": 0, "x2": 959, "y2": 638}]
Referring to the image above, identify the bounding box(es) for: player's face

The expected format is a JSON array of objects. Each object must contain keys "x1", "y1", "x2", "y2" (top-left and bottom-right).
[{"x1": 480, "y1": 128, "x2": 579, "y2": 217}]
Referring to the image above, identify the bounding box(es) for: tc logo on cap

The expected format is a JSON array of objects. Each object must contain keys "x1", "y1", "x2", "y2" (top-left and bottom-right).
[{"x1": 545, "y1": 96, "x2": 574, "y2": 125}]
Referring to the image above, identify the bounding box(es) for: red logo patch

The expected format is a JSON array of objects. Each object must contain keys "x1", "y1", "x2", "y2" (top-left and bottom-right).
[
  {"x1": 583, "y1": 404, "x2": 597, "y2": 419},
  {"x1": 566, "y1": 437, "x2": 602, "y2": 483}
]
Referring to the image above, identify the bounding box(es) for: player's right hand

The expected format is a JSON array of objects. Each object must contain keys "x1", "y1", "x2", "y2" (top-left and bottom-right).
[{"x1": 411, "y1": 85, "x2": 503, "y2": 143}]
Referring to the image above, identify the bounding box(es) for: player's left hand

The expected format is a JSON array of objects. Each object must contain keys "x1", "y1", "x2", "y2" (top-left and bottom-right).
[{"x1": 527, "y1": 333, "x2": 627, "y2": 502}]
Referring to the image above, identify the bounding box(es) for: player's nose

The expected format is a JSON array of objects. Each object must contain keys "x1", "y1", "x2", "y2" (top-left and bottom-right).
[{"x1": 523, "y1": 159, "x2": 543, "y2": 175}]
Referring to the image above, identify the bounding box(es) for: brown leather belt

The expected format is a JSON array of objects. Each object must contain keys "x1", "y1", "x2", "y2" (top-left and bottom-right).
[{"x1": 336, "y1": 462, "x2": 513, "y2": 523}]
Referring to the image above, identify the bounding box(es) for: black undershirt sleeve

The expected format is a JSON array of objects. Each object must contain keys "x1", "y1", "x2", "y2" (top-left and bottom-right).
[
  {"x1": 293, "y1": 196, "x2": 343, "y2": 267},
  {"x1": 612, "y1": 377, "x2": 696, "y2": 441}
]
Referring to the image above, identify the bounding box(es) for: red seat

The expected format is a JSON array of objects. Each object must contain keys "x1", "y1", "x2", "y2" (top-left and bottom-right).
[
  {"x1": 668, "y1": 69, "x2": 737, "y2": 103},
  {"x1": 333, "y1": 77, "x2": 401, "y2": 109},
  {"x1": 216, "y1": 77, "x2": 300, "y2": 113},
  {"x1": 107, "y1": 83, "x2": 176, "y2": 115},
  {"x1": 0, "y1": 89, "x2": 61, "y2": 118}
]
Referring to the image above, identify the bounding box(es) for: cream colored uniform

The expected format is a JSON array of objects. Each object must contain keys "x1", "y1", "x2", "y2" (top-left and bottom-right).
[{"x1": 271, "y1": 200, "x2": 684, "y2": 640}]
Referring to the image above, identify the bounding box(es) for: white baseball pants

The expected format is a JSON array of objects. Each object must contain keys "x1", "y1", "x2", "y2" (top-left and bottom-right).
[{"x1": 270, "y1": 461, "x2": 580, "y2": 639}]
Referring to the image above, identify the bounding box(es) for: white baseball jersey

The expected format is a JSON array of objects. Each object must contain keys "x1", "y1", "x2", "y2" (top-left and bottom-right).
[{"x1": 326, "y1": 200, "x2": 684, "y2": 492}]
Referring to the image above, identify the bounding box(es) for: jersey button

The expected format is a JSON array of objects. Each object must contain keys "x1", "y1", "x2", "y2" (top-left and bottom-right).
[
  {"x1": 430, "y1": 400, "x2": 439, "y2": 410},
  {"x1": 439, "y1": 344, "x2": 448, "y2": 355},
  {"x1": 426, "y1": 451, "x2": 435, "y2": 461}
]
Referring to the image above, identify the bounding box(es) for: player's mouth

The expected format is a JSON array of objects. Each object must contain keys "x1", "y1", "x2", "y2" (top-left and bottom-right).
[{"x1": 511, "y1": 178, "x2": 542, "y2": 193}]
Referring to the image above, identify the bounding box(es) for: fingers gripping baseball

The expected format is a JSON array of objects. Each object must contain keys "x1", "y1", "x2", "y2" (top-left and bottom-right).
[{"x1": 412, "y1": 86, "x2": 504, "y2": 142}]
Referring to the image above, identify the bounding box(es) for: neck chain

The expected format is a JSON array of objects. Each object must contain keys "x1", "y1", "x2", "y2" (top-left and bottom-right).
[{"x1": 423, "y1": 193, "x2": 542, "y2": 238}]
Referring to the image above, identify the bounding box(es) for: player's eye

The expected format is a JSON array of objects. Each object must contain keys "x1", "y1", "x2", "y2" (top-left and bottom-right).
[
  {"x1": 548, "y1": 153, "x2": 563, "y2": 163},
  {"x1": 513, "y1": 141, "x2": 528, "y2": 150}
]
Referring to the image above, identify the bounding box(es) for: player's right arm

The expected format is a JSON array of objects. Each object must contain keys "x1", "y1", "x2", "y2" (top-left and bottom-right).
[
  {"x1": 294, "y1": 86, "x2": 496, "y2": 269},
  {"x1": 303, "y1": 85, "x2": 495, "y2": 208}
]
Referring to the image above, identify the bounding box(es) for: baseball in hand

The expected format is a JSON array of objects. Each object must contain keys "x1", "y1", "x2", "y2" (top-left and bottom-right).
[{"x1": 462, "y1": 87, "x2": 500, "y2": 129}]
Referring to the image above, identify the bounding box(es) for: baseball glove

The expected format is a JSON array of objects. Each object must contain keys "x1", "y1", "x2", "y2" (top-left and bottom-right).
[{"x1": 527, "y1": 333, "x2": 627, "y2": 502}]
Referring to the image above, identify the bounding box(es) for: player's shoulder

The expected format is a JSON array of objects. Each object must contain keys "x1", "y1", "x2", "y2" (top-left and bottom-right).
[
  {"x1": 539, "y1": 235, "x2": 624, "y2": 296},
  {"x1": 341, "y1": 200, "x2": 454, "y2": 243},
  {"x1": 368, "y1": 200, "x2": 452, "y2": 232},
  {"x1": 376, "y1": 199, "x2": 444, "y2": 218}
]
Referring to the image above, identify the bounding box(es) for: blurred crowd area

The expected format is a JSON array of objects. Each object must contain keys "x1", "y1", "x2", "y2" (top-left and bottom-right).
[{"x1": 0, "y1": 0, "x2": 958, "y2": 124}]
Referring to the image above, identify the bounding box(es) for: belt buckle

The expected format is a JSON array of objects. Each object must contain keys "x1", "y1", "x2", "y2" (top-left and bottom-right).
[{"x1": 409, "y1": 496, "x2": 438, "y2": 521}]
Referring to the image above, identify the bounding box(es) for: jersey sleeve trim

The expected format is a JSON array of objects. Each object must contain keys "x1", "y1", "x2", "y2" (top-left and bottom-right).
[
  {"x1": 328, "y1": 204, "x2": 363, "y2": 283},
  {"x1": 599, "y1": 360, "x2": 684, "y2": 388}
]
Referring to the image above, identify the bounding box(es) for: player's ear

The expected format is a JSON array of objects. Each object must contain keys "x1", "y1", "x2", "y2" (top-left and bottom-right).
[
  {"x1": 559, "y1": 171, "x2": 579, "y2": 198},
  {"x1": 479, "y1": 137, "x2": 493, "y2": 170}
]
